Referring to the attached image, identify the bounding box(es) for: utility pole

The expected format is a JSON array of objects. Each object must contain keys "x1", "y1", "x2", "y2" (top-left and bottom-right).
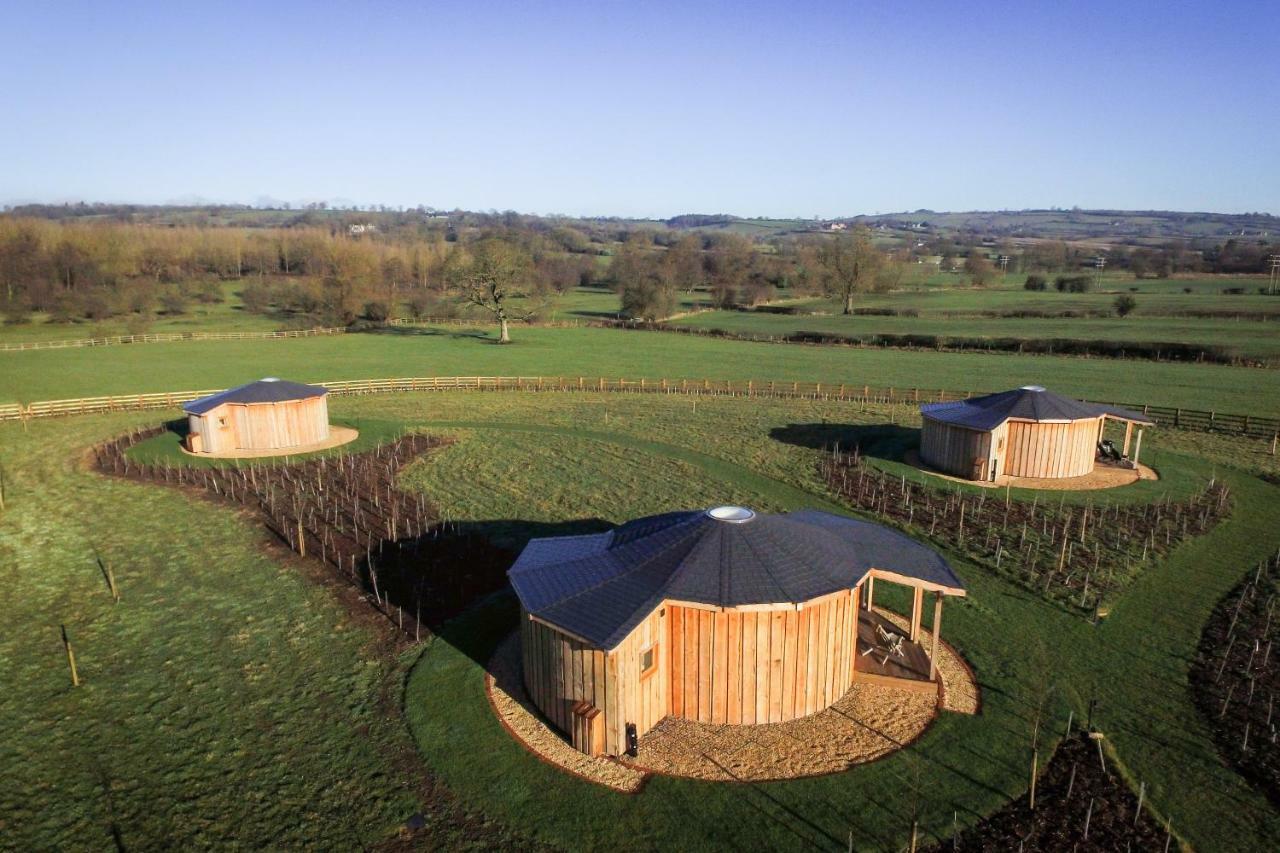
[
  {"x1": 1094, "y1": 255, "x2": 1106, "y2": 289},
  {"x1": 998, "y1": 255, "x2": 1010, "y2": 274},
  {"x1": 1268, "y1": 254, "x2": 1280, "y2": 295}
]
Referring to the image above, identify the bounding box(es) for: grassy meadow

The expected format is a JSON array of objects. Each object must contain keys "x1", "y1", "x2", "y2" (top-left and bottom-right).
[
  {"x1": 4, "y1": 324, "x2": 1280, "y2": 414},
  {"x1": 4, "y1": 391, "x2": 1279, "y2": 849},
  {"x1": 0, "y1": 412, "x2": 525, "y2": 850}
]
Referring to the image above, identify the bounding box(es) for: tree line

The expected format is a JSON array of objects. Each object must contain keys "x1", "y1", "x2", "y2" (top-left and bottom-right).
[{"x1": 0, "y1": 217, "x2": 593, "y2": 332}]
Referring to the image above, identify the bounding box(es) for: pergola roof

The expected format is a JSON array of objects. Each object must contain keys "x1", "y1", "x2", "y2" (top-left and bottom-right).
[
  {"x1": 509, "y1": 508, "x2": 964, "y2": 650},
  {"x1": 183, "y1": 378, "x2": 327, "y2": 415},
  {"x1": 920, "y1": 386, "x2": 1154, "y2": 431}
]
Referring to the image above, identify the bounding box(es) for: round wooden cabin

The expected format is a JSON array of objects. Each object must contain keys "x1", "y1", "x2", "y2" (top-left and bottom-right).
[
  {"x1": 919, "y1": 386, "x2": 1154, "y2": 482},
  {"x1": 182, "y1": 378, "x2": 330, "y2": 455},
  {"x1": 508, "y1": 506, "x2": 966, "y2": 758}
]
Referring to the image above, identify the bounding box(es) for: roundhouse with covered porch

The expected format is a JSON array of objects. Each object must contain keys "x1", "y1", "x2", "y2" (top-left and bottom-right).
[
  {"x1": 508, "y1": 506, "x2": 966, "y2": 758},
  {"x1": 919, "y1": 385, "x2": 1154, "y2": 483}
]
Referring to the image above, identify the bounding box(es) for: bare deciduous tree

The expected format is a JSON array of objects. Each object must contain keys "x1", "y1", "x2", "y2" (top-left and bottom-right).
[
  {"x1": 817, "y1": 228, "x2": 887, "y2": 314},
  {"x1": 444, "y1": 238, "x2": 539, "y2": 343}
]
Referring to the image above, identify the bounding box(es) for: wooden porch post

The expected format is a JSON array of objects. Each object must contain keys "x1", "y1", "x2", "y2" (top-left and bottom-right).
[
  {"x1": 1122, "y1": 420, "x2": 1134, "y2": 456},
  {"x1": 909, "y1": 585, "x2": 924, "y2": 642},
  {"x1": 865, "y1": 576, "x2": 875, "y2": 611},
  {"x1": 851, "y1": 585, "x2": 862, "y2": 675},
  {"x1": 929, "y1": 592, "x2": 944, "y2": 681},
  {"x1": 1133, "y1": 428, "x2": 1144, "y2": 466}
]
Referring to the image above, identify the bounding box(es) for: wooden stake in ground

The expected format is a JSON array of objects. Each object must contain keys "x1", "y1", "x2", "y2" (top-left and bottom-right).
[
  {"x1": 61, "y1": 624, "x2": 80, "y2": 687},
  {"x1": 105, "y1": 562, "x2": 119, "y2": 603},
  {"x1": 1029, "y1": 749, "x2": 1038, "y2": 811}
]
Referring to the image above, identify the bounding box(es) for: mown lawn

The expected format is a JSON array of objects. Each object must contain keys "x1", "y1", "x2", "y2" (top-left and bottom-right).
[
  {"x1": 670, "y1": 309, "x2": 1280, "y2": 362},
  {"x1": 381, "y1": 392, "x2": 1280, "y2": 851},
  {"x1": 3, "y1": 324, "x2": 1280, "y2": 413},
  {"x1": 0, "y1": 412, "x2": 521, "y2": 850},
  {"x1": 4, "y1": 391, "x2": 1279, "y2": 850}
]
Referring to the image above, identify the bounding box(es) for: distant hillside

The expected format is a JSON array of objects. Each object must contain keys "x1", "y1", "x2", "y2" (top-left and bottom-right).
[
  {"x1": 4, "y1": 202, "x2": 1275, "y2": 246},
  {"x1": 851, "y1": 209, "x2": 1278, "y2": 244}
]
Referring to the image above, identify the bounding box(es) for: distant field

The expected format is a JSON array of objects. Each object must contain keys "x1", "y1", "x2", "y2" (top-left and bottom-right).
[
  {"x1": 670, "y1": 309, "x2": 1280, "y2": 360},
  {"x1": 3, "y1": 324, "x2": 1279, "y2": 413}
]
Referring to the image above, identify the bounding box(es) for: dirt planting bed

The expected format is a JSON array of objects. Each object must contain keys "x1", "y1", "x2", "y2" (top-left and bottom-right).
[
  {"x1": 1189, "y1": 553, "x2": 1279, "y2": 807},
  {"x1": 928, "y1": 733, "x2": 1171, "y2": 851},
  {"x1": 822, "y1": 449, "x2": 1230, "y2": 612},
  {"x1": 94, "y1": 426, "x2": 514, "y2": 639}
]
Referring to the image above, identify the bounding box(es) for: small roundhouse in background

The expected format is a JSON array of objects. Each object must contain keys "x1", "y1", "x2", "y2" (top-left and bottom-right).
[
  {"x1": 919, "y1": 386, "x2": 1154, "y2": 482},
  {"x1": 183, "y1": 378, "x2": 331, "y2": 455},
  {"x1": 508, "y1": 506, "x2": 965, "y2": 757}
]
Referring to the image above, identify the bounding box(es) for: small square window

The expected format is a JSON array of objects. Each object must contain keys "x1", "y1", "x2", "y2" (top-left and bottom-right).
[{"x1": 640, "y1": 647, "x2": 656, "y2": 675}]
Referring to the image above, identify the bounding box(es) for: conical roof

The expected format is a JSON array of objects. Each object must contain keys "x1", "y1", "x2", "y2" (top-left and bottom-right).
[
  {"x1": 183, "y1": 378, "x2": 327, "y2": 415},
  {"x1": 509, "y1": 507, "x2": 963, "y2": 649},
  {"x1": 920, "y1": 386, "x2": 1153, "y2": 431}
]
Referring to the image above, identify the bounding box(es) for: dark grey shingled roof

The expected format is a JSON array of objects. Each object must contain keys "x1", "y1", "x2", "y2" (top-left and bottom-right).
[
  {"x1": 508, "y1": 508, "x2": 965, "y2": 650},
  {"x1": 919, "y1": 386, "x2": 1154, "y2": 431},
  {"x1": 183, "y1": 378, "x2": 327, "y2": 415}
]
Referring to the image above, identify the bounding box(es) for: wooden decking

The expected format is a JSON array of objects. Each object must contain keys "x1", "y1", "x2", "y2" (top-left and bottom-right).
[{"x1": 852, "y1": 610, "x2": 936, "y2": 693}]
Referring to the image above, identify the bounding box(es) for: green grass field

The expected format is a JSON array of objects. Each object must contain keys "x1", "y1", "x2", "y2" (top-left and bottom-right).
[
  {"x1": 4, "y1": 391, "x2": 1278, "y2": 849},
  {"x1": 671, "y1": 308, "x2": 1280, "y2": 361},
  {"x1": 0, "y1": 413, "x2": 470, "y2": 849},
  {"x1": 376, "y1": 392, "x2": 1280, "y2": 851},
  {"x1": 4, "y1": 324, "x2": 1280, "y2": 414}
]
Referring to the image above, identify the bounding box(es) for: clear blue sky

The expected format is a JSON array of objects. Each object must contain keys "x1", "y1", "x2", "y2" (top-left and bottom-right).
[{"x1": 2, "y1": 1, "x2": 1276, "y2": 217}]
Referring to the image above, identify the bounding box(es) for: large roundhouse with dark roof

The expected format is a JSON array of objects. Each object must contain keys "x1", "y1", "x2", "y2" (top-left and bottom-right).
[
  {"x1": 919, "y1": 385, "x2": 1154, "y2": 482},
  {"x1": 508, "y1": 506, "x2": 965, "y2": 758},
  {"x1": 183, "y1": 378, "x2": 331, "y2": 455}
]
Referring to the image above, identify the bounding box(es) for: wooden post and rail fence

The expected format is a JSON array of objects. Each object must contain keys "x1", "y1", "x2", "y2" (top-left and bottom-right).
[{"x1": 0, "y1": 376, "x2": 1276, "y2": 440}]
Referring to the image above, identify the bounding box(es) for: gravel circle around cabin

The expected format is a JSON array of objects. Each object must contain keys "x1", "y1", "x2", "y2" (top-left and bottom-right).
[
  {"x1": 177, "y1": 424, "x2": 360, "y2": 458},
  {"x1": 904, "y1": 449, "x2": 1159, "y2": 491},
  {"x1": 486, "y1": 612, "x2": 981, "y2": 786},
  {"x1": 623, "y1": 683, "x2": 936, "y2": 782}
]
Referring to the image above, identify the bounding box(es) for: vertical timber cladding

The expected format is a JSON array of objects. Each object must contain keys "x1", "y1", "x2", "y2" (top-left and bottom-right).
[
  {"x1": 195, "y1": 399, "x2": 331, "y2": 453},
  {"x1": 920, "y1": 417, "x2": 993, "y2": 480},
  {"x1": 667, "y1": 589, "x2": 857, "y2": 726},
  {"x1": 230, "y1": 397, "x2": 331, "y2": 451},
  {"x1": 520, "y1": 608, "x2": 666, "y2": 758},
  {"x1": 1003, "y1": 416, "x2": 1102, "y2": 478}
]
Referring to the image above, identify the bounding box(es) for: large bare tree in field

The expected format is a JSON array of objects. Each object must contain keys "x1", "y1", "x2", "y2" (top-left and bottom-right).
[
  {"x1": 445, "y1": 238, "x2": 538, "y2": 343},
  {"x1": 817, "y1": 228, "x2": 887, "y2": 314}
]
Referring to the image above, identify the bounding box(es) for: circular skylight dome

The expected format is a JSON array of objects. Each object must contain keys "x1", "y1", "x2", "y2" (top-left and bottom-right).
[
  {"x1": 1020, "y1": 384, "x2": 1046, "y2": 392},
  {"x1": 707, "y1": 506, "x2": 756, "y2": 523}
]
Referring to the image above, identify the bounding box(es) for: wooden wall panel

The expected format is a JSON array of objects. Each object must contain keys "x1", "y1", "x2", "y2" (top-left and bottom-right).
[
  {"x1": 920, "y1": 418, "x2": 990, "y2": 480},
  {"x1": 1003, "y1": 417, "x2": 1100, "y2": 478},
  {"x1": 192, "y1": 397, "x2": 330, "y2": 454},
  {"x1": 526, "y1": 591, "x2": 872, "y2": 757},
  {"x1": 665, "y1": 592, "x2": 858, "y2": 727}
]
